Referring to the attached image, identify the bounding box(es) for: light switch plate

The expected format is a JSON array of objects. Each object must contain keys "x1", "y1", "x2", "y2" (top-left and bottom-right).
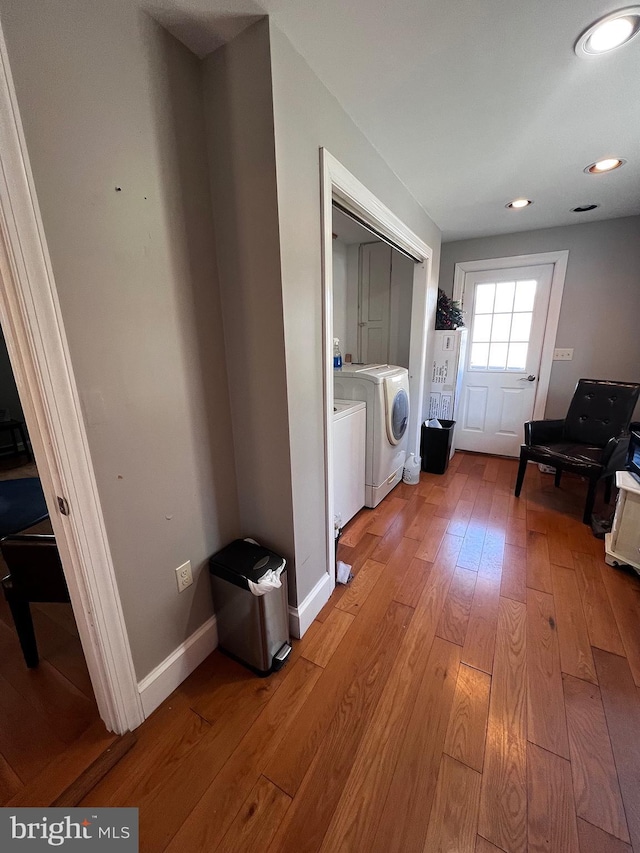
[{"x1": 553, "y1": 348, "x2": 574, "y2": 361}]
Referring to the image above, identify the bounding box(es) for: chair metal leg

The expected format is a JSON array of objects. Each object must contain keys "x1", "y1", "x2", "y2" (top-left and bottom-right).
[
  {"x1": 604, "y1": 475, "x2": 613, "y2": 504},
  {"x1": 515, "y1": 453, "x2": 528, "y2": 497},
  {"x1": 583, "y1": 477, "x2": 598, "y2": 525},
  {"x1": 554, "y1": 467, "x2": 562, "y2": 488},
  {"x1": 4, "y1": 592, "x2": 39, "y2": 667}
]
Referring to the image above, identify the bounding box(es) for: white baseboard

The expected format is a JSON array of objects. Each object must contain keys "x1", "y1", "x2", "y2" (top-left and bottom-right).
[
  {"x1": 137, "y1": 614, "x2": 218, "y2": 718},
  {"x1": 288, "y1": 572, "x2": 334, "y2": 639},
  {"x1": 139, "y1": 573, "x2": 334, "y2": 714}
]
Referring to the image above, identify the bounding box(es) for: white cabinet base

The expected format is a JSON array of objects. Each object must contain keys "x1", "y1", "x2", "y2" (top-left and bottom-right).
[
  {"x1": 604, "y1": 471, "x2": 640, "y2": 575},
  {"x1": 605, "y1": 533, "x2": 640, "y2": 574}
]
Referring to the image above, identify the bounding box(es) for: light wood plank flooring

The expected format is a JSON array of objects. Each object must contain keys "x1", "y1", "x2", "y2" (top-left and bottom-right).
[
  {"x1": 0, "y1": 458, "x2": 100, "y2": 804},
  {"x1": 81, "y1": 452, "x2": 640, "y2": 853}
]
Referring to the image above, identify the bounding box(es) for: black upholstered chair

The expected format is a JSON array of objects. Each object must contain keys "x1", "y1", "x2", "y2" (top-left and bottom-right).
[
  {"x1": 514, "y1": 379, "x2": 640, "y2": 524},
  {"x1": 0, "y1": 534, "x2": 70, "y2": 667}
]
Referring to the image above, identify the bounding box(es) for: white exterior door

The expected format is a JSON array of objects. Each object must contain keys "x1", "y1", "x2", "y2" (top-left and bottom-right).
[
  {"x1": 456, "y1": 264, "x2": 554, "y2": 457},
  {"x1": 358, "y1": 242, "x2": 391, "y2": 363}
]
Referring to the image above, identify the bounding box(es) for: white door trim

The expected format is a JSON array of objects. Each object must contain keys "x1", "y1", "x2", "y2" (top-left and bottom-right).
[
  {"x1": 453, "y1": 251, "x2": 568, "y2": 421},
  {"x1": 0, "y1": 23, "x2": 143, "y2": 733},
  {"x1": 321, "y1": 149, "x2": 435, "y2": 587}
]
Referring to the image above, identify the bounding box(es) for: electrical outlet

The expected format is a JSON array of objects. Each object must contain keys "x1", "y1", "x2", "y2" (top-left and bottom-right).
[
  {"x1": 175, "y1": 560, "x2": 193, "y2": 593},
  {"x1": 553, "y1": 348, "x2": 574, "y2": 361}
]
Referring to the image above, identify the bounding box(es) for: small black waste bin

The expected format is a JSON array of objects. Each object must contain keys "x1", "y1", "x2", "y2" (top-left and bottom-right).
[
  {"x1": 420, "y1": 419, "x2": 456, "y2": 474},
  {"x1": 209, "y1": 539, "x2": 291, "y2": 677}
]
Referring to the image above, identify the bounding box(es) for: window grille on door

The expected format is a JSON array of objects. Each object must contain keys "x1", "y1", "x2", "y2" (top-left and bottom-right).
[{"x1": 469, "y1": 280, "x2": 537, "y2": 371}]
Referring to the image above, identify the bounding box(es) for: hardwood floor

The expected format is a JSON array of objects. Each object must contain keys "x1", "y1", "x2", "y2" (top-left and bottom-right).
[
  {"x1": 0, "y1": 585, "x2": 100, "y2": 800},
  {"x1": 0, "y1": 458, "x2": 101, "y2": 805},
  {"x1": 82, "y1": 452, "x2": 640, "y2": 853}
]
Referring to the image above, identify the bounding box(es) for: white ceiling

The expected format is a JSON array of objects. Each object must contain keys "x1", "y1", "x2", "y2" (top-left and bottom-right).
[{"x1": 147, "y1": 0, "x2": 640, "y2": 241}]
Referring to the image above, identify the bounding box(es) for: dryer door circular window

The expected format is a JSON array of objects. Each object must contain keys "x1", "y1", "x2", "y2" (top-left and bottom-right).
[{"x1": 388, "y1": 388, "x2": 409, "y2": 445}]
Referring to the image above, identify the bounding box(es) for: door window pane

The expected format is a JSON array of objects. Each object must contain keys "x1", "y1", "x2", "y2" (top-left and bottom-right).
[
  {"x1": 475, "y1": 284, "x2": 495, "y2": 314},
  {"x1": 472, "y1": 314, "x2": 492, "y2": 342},
  {"x1": 491, "y1": 314, "x2": 512, "y2": 342},
  {"x1": 470, "y1": 276, "x2": 538, "y2": 372},
  {"x1": 488, "y1": 343, "x2": 508, "y2": 370},
  {"x1": 514, "y1": 280, "x2": 536, "y2": 312},
  {"x1": 510, "y1": 312, "x2": 532, "y2": 341},
  {"x1": 470, "y1": 342, "x2": 489, "y2": 369},
  {"x1": 507, "y1": 342, "x2": 528, "y2": 370},
  {"x1": 494, "y1": 281, "x2": 515, "y2": 313}
]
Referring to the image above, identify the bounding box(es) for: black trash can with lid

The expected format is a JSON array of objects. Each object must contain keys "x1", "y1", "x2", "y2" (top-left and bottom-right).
[
  {"x1": 209, "y1": 539, "x2": 291, "y2": 677},
  {"x1": 420, "y1": 419, "x2": 456, "y2": 474}
]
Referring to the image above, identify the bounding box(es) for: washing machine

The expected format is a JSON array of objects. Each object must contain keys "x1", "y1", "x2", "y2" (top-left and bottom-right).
[{"x1": 334, "y1": 364, "x2": 410, "y2": 508}]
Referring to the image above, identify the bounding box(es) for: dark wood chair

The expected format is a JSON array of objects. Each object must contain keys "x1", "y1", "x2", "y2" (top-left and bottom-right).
[
  {"x1": 514, "y1": 379, "x2": 640, "y2": 524},
  {"x1": 0, "y1": 418, "x2": 32, "y2": 461},
  {"x1": 0, "y1": 534, "x2": 70, "y2": 667}
]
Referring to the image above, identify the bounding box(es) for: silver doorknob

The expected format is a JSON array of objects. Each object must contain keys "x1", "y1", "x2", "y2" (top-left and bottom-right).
[{"x1": 519, "y1": 375, "x2": 536, "y2": 381}]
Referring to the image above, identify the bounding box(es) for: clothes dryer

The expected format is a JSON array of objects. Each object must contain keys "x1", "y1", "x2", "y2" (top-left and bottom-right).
[{"x1": 334, "y1": 364, "x2": 410, "y2": 508}]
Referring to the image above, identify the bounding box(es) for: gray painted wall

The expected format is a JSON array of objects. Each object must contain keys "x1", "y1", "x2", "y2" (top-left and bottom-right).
[
  {"x1": 389, "y1": 250, "x2": 413, "y2": 369},
  {"x1": 439, "y1": 216, "x2": 640, "y2": 418},
  {"x1": 1, "y1": 0, "x2": 240, "y2": 679},
  {"x1": 269, "y1": 20, "x2": 441, "y2": 602},
  {"x1": 204, "y1": 18, "x2": 441, "y2": 607},
  {"x1": 332, "y1": 239, "x2": 348, "y2": 356},
  {"x1": 202, "y1": 20, "x2": 296, "y2": 596},
  {"x1": 345, "y1": 245, "x2": 360, "y2": 363}
]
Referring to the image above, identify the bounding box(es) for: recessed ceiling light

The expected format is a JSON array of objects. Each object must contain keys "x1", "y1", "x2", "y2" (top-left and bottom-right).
[
  {"x1": 572, "y1": 204, "x2": 600, "y2": 212},
  {"x1": 575, "y1": 7, "x2": 640, "y2": 56},
  {"x1": 505, "y1": 198, "x2": 533, "y2": 209},
  {"x1": 585, "y1": 158, "x2": 626, "y2": 174}
]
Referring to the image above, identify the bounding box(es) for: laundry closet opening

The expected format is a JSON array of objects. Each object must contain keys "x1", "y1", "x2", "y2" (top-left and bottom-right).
[
  {"x1": 320, "y1": 151, "x2": 435, "y2": 596},
  {"x1": 330, "y1": 204, "x2": 417, "y2": 536}
]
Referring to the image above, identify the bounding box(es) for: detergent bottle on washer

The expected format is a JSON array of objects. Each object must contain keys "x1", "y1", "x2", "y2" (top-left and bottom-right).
[{"x1": 333, "y1": 338, "x2": 343, "y2": 370}]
